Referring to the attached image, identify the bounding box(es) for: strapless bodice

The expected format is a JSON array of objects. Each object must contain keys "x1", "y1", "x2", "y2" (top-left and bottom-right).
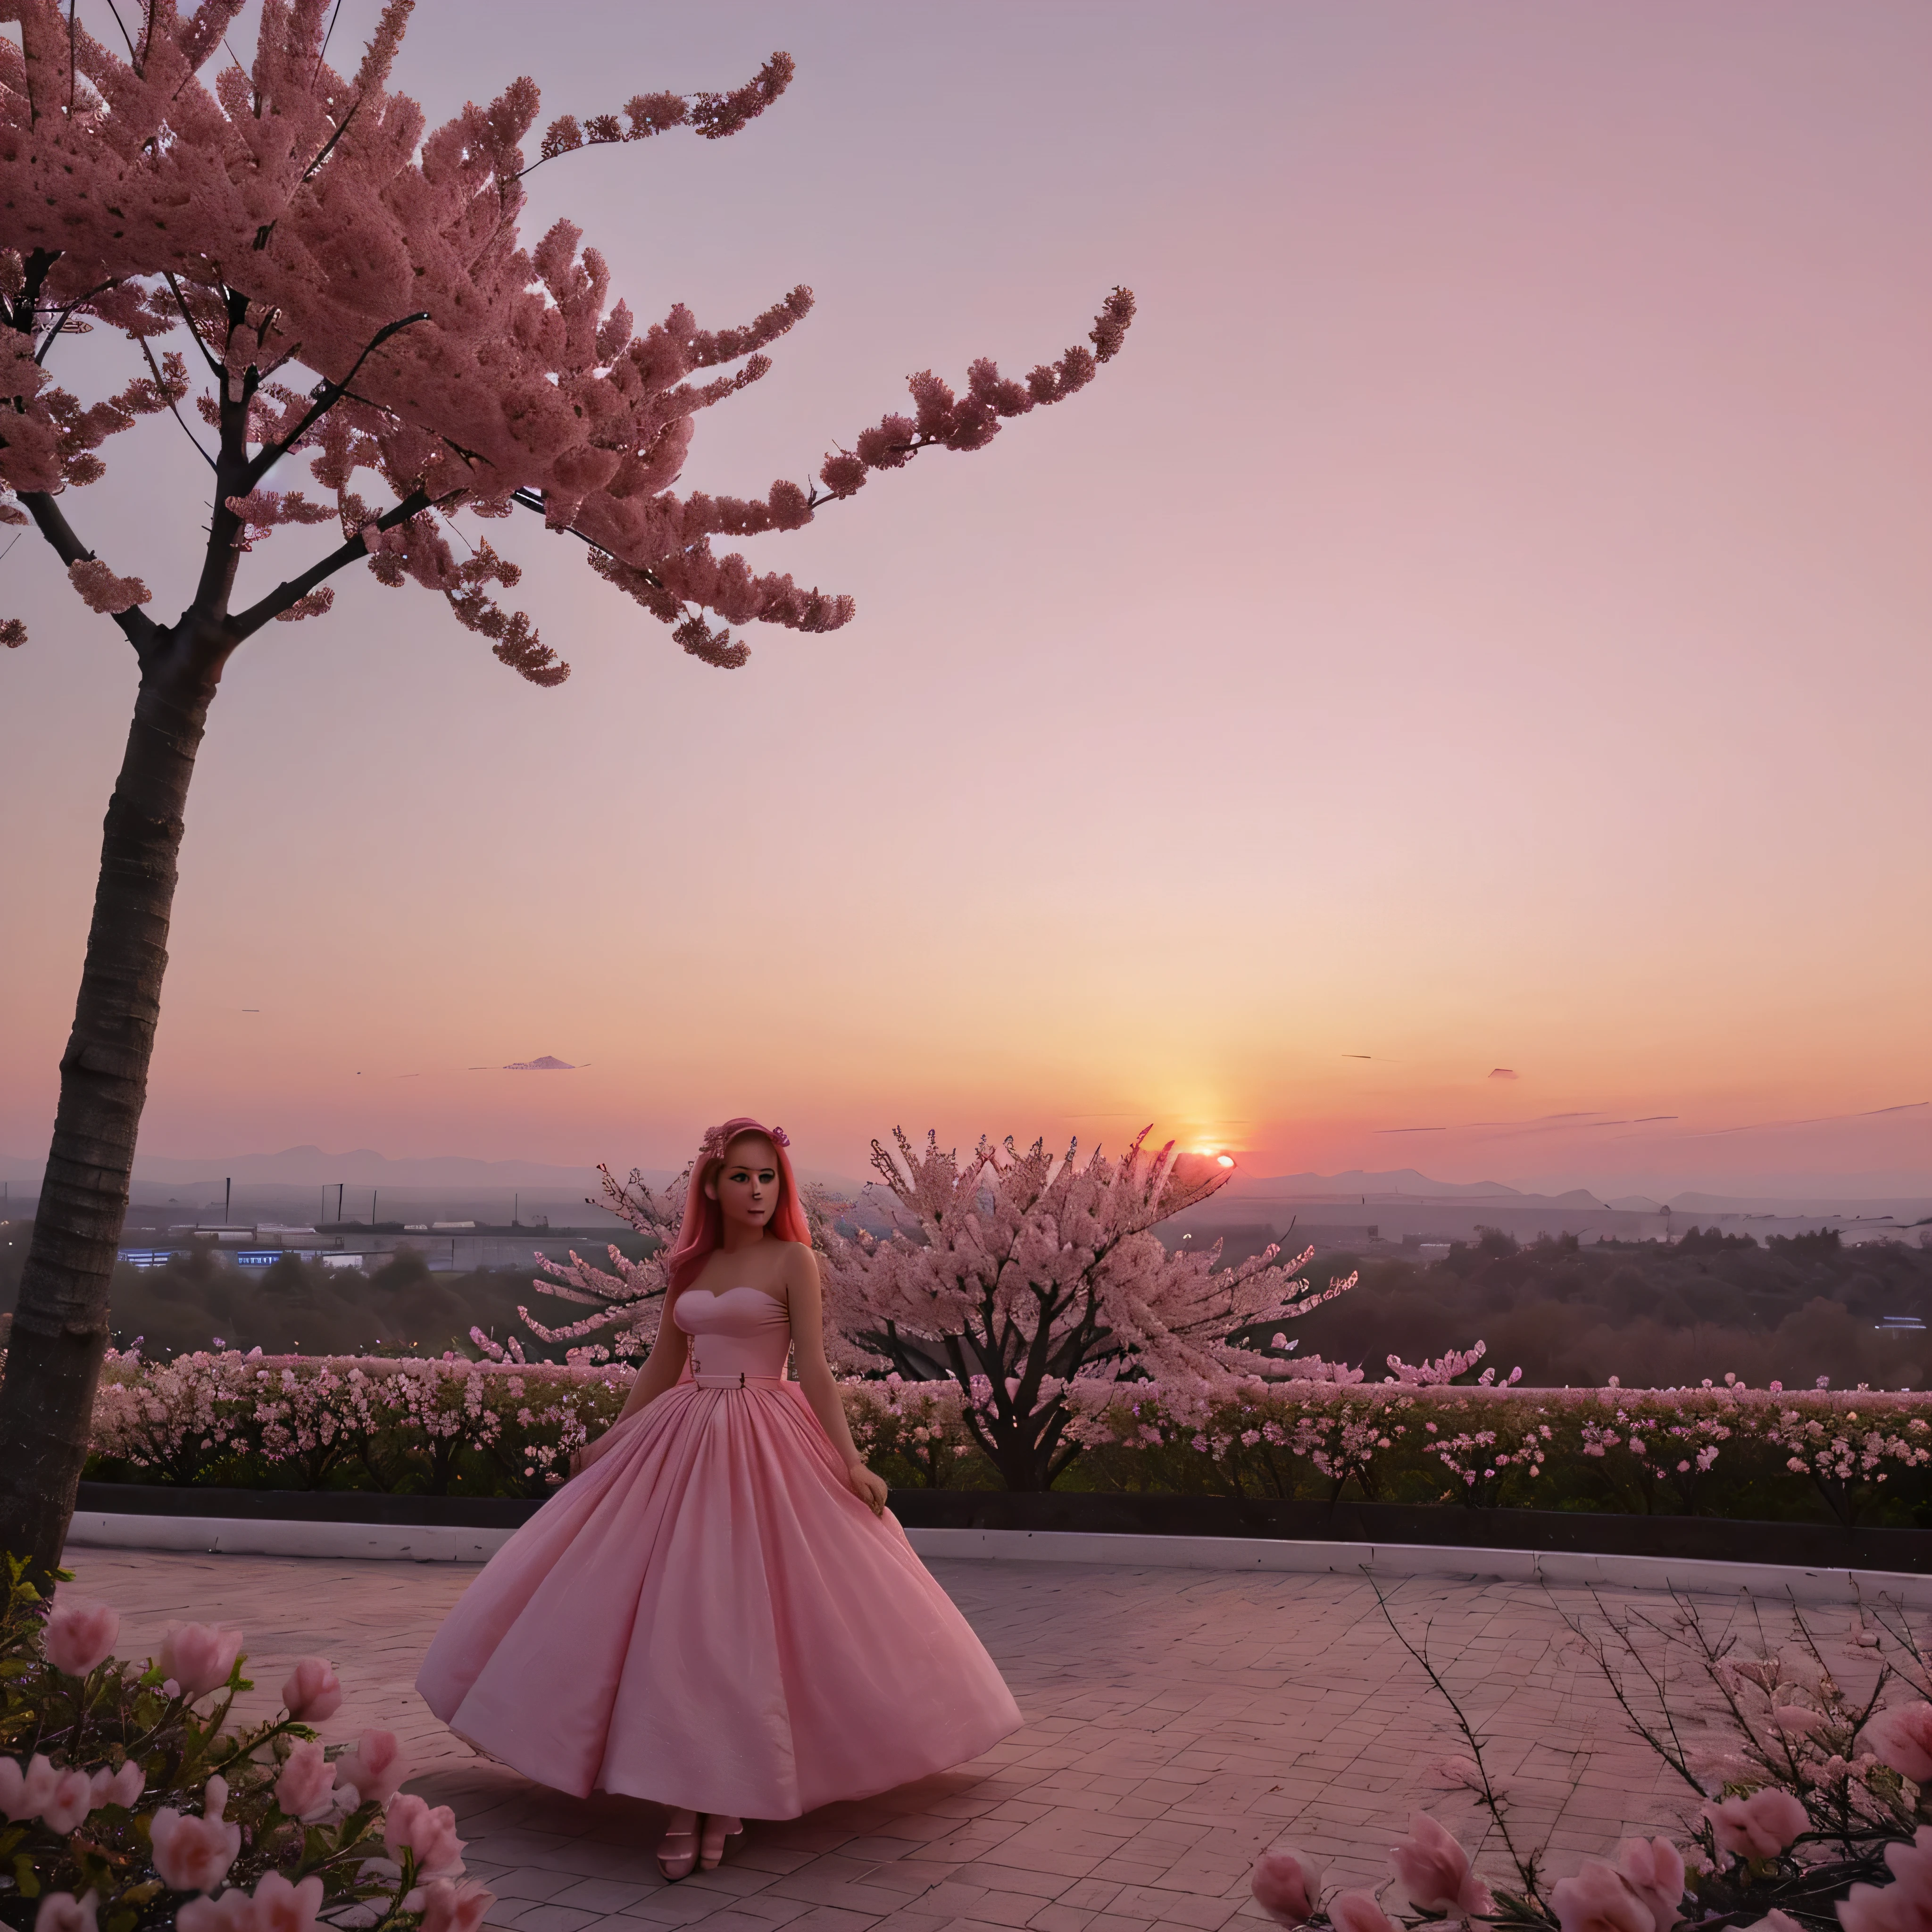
[{"x1": 673, "y1": 1285, "x2": 791, "y2": 1383}]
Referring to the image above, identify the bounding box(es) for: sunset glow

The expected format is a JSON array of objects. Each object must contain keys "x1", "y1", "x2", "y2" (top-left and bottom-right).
[{"x1": 3, "y1": 2, "x2": 1929, "y2": 1202}]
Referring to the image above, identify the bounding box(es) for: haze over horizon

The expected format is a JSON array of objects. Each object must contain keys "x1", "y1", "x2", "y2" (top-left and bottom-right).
[{"x1": 5, "y1": 4, "x2": 1929, "y2": 1202}]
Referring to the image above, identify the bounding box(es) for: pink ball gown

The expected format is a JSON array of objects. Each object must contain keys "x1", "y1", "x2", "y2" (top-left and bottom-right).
[{"x1": 416, "y1": 1285, "x2": 1022, "y2": 1819}]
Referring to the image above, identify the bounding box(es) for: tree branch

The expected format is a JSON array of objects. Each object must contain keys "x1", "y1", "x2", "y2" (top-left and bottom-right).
[
  {"x1": 228, "y1": 488, "x2": 434, "y2": 641},
  {"x1": 159, "y1": 272, "x2": 222, "y2": 378},
  {"x1": 243, "y1": 311, "x2": 430, "y2": 488},
  {"x1": 136, "y1": 334, "x2": 215, "y2": 471},
  {"x1": 17, "y1": 489, "x2": 161, "y2": 653},
  {"x1": 34, "y1": 279, "x2": 120, "y2": 364}
]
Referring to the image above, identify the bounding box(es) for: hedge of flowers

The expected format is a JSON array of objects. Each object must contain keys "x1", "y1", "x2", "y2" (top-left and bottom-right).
[
  {"x1": 0, "y1": 1552, "x2": 491, "y2": 1932},
  {"x1": 65, "y1": 1347, "x2": 1932, "y2": 1524}
]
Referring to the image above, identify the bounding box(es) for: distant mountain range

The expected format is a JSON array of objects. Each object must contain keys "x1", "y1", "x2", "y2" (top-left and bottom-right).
[{"x1": 0, "y1": 1148, "x2": 1923, "y2": 1223}]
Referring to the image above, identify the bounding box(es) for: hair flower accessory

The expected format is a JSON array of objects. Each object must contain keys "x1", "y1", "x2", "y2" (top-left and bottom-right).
[
  {"x1": 699, "y1": 1124, "x2": 729, "y2": 1161},
  {"x1": 770, "y1": 1126, "x2": 790, "y2": 1148}
]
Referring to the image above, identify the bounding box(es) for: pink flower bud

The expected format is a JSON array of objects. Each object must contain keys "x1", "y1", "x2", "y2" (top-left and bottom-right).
[
  {"x1": 248, "y1": 1871, "x2": 324, "y2": 1932},
  {"x1": 1329, "y1": 1891, "x2": 1401, "y2": 1932},
  {"x1": 38, "y1": 1766, "x2": 96, "y2": 1834},
  {"x1": 158, "y1": 1623, "x2": 244, "y2": 1699},
  {"x1": 1738, "y1": 1915, "x2": 1803, "y2": 1932},
  {"x1": 150, "y1": 1775, "x2": 242, "y2": 1894},
  {"x1": 1251, "y1": 1849, "x2": 1321, "y2": 1926},
  {"x1": 44, "y1": 1601, "x2": 120, "y2": 1678},
  {"x1": 0, "y1": 1754, "x2": 58, "y2": 1824},
  {"x1": 177, "y1": 1889, "x2": 258, "y2": 1932},
  {"x1": 1861, "y1": 1703, "x2": 1932, "y2": 1784},
  {"x1": 417, "y1": 1880, "x2": 495, "y2": 1932},
  {"x1": 1613, "y1": 1835, "x2": 1686, "y2": 1932},
  {"x1": 280, "y1": 1658, "x2": 342, "y2": 1723},
  {"x1": 384, "y1": 1793, "x2": 466, "y2": 1881},
  {"x1": 274, "y1": 1740, "x2": 336, "y2": 1823},
  {"x1": 1550, "y1": 1860, "x2": 1653, "y2": 1932},
  {"x1": 1390, "y1": 1813, "x2": 1493, "y2": 1918},
  {"x1": 1706, "y1": 1788, "x2": 1808, "y2": 1860},
  {"x1": 33, "y1": 1893, "x2": 99, "y2": 1932},
  {"x1": 335, "y1": 1729, "x2": 408, "y2": 1807},
  {"x1": 1838, "y1": 1829, "x2": 1932, "y2": 1932},
  {"x1": 88, "y1": 1762, "x2": 145, "y2": 1811}
]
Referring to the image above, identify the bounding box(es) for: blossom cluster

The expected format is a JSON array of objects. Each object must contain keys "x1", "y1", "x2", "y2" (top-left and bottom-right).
[
  {"x1": 0, "y1": 1554, "x2": 491, "y2": 1932},
  {"x1": 1251, "y1": 1585, "x2": 1932, "y2": 1932},
  {"x1": 0, "y1": 5, "x2": 1130, "y2": 668},
  {"x1": 817, "y1": 1126, "x2": 1361, "y2": 1488}
]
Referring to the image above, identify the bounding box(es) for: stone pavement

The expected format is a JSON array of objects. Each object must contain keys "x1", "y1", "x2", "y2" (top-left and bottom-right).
[{"x1": 59, "y1": 1549, "x2": 1825, "y2": 1932}]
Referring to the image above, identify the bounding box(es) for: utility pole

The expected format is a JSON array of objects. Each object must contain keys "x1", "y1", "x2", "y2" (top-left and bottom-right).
[
  {"x1": 372, "y1": 1190, "x2": 378, "y2": 1227},
  {"x1": 337, "y1": 1183, "x2": 344, "y2": 1224},
  {"x1": 224, "y1": 1177, "x2": 232, "y2": 1224}
]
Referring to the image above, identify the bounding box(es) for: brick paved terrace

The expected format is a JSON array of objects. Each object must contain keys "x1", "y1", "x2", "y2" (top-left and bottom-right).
[{"x1": 58, "y1": 1550, "x2": 1808, "y2": 1932}]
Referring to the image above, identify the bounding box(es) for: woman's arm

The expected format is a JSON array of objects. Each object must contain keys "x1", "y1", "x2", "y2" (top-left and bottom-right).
[
  {"x1": 570, "y1": 1296, "x2": 690, "y2": 1474},
  {"x1": 787, "y1": 1246, "x2": 889, "y2": 1515}
]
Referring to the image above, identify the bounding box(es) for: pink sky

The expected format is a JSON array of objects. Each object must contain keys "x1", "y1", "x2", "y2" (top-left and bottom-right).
[{"x1": 4, "y1": 3, "x2": 1930, "y2": 1198}]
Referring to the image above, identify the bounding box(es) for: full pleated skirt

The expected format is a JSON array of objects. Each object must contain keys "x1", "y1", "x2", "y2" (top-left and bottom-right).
[{"x1": 415, "y1": 1382, "x2": 1022, "y2": 1818}]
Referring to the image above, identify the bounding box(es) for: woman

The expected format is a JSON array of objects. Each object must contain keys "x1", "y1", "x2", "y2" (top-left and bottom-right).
[{"x1": 416, "y1": 1118, "x2": 1021, "y2": 1881}]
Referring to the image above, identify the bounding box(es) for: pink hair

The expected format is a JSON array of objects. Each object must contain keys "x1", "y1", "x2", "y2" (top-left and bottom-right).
[{"x1": 662, "y1": 1117, "x2": 810, "y2": 1295}]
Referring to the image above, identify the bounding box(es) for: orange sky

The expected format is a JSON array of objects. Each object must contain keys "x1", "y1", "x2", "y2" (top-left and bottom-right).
[{"x1": 4, "y1": 3, "x2": 1930, "y2": 1199}]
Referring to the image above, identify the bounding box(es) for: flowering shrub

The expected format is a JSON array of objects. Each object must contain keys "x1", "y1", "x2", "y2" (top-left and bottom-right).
[
  {"x1": 43, "y1": 1345, "x2": 1932, "y2": 1516},
  {"x1": 1070, "y1": 1378, "x2": 1932, "y2": 1524},
  {"x1": 0, "y1": 1554, "x2": 491, "y2": 1932},
  {"x1": 818, "y1": 1127, "x2": 1361, "y2": 1490},
  {"x1": 1249, "y1": 1581, "x2": 1932, "y2": 1932},
  {"x1": 88, "y1": 1350, "x2": 633, "y2": 1498}
]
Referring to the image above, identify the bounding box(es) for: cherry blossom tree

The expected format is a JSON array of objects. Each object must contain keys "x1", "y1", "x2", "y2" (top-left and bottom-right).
[
  {"x1": 818, "y1": 1128, "x2": 1359, "y2": 1490},
  {"x1": 0, "y1": 0, "x2": 1134, "y2": 1569}
]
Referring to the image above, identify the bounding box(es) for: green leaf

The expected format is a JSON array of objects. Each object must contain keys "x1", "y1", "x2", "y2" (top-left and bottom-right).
[{"x1": 13, "y1": 1852, "x2": 42, "y2": 1898}]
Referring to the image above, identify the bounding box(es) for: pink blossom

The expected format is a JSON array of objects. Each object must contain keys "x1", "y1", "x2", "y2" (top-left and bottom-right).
[
  {"x1": 39, "y1": 1766, "x2": 96, "y2": 1834},
  {"x1": 416, "y1": 1880, "x2": 495, "y2": 1932},
  {"x1": 1329, "y1": 1891, "x2": 1401, "y2": 1932},
  {"x1": 1837, "y1": 1826, "x2": 1932, "y2": 1932},
  {"x1": 1773, "y1": 1706, "x2": 1826, "y2": 1739},
  {"x1": 1251, "y1": 1850, "x2": 1322, "y2": 1926},
  {"x1": 158, "y1": 1623, "x2": 244, "y2": 1699},
  {"x1": 274, "y1": 1740, "x2": 336, "y2": 1823},
  {"x1": 44, "y1": 1600, "x2": 121, "y2": 1677},
  {"x1": 335, "y1": 1729, "x2": 409, "y2": 1807},
  {"x1": 0, "y1": 1753, "x2": 59, "y2": 1823},
  {"x1": 89, "y1": 1762, "x2": 145, "y2": 1811},
  {"x1": 1740, "y1": 1915, "x2": 1803, "y2": 1932},
  {"x1": 1613, "y1": 1836, "x2": 1686, "y2": 1932},
  {"x1": 176, "y1": 1892, "x2": 258, "y2": 1932},
  {"x1": 1390, "y1": 1813, "x2": 1493, "y2": 1918},
  {"x1": 66, "y1": 559, "x2": 151, "y2": 615},
  {"x1": 280, "y1": 1658, "x2": 343, "y2": 1723},
  {"x1": 33, "y1": 1894, "x2": 98, "y2": 1932},
  {"x1": 1551, "y1": 1861, "x2": 1654, "y2": 1932},
  {"x1": 150, "y1": 1775, "x2": 242, "y2": 1894},
  {"x1": 1861, "y1": 1704, "x2": 1932, "y2": 1784},
  {"x1": 1707, "y1": 1787, "x2": 1809, "y2": 1859},
  {"x1": 249, "y1": 1872, "x2": 325, "y2": 1932},
  {"x1": 384, "y1": 1793, "x2": 466, "y2": 1880}
]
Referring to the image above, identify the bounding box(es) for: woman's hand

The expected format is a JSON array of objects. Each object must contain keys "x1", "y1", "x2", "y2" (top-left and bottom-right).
[{"x1": 847, "y1": 1460, "x2": 889, "y2": 1517}]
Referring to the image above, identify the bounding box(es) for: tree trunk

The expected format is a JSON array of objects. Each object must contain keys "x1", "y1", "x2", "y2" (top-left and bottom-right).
[{"x1": 0, "y1": 647, "x2": 215, "y2": 1573}]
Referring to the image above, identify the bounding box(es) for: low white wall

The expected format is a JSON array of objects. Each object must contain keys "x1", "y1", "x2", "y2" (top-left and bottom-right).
[{"x1": 61, "y1": 1510, "x2": 1932, "y2": 1607}]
